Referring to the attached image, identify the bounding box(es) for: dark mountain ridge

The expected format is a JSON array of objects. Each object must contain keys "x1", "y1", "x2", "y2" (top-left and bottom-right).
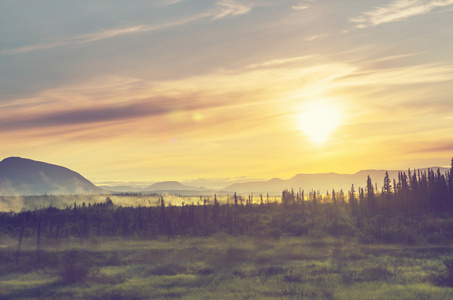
[{"x1": 0, "y1": 157, "x2": 105, "y2": 195}]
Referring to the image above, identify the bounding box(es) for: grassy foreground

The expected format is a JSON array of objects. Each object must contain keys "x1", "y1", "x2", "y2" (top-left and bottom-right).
[{"x1": 1, "y1": 235, "x2": 453, "y2": 299}]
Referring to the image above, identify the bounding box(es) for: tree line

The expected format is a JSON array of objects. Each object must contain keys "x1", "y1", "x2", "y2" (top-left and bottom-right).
[{"x1": 1, "y1": 160, "x2": 453, "y2": 255}]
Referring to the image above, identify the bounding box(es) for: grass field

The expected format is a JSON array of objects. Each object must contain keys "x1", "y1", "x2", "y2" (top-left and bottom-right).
[{"x1": 1, "y1": 234, "x2": 453, "y2": 299}]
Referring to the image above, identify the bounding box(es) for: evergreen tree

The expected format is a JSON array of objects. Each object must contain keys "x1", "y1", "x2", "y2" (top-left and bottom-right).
[
  {"x1": 383, "y1": 171, "x2": 392, "y2": 210},
  {"x1": 449, "y1": 158, "x2": 453, "y2": 204},
  {"x1": 332, "y1": 189, "x2": 337, "y2": 212},
  {"x1": 349, "y1": 184, "x2": 358, "y2": 216}
]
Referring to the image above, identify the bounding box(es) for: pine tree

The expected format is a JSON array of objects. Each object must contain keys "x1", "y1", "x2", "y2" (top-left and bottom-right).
[
  {"x1": 349, "y1": 184, "x2": 358, "y2": 216},
  {"x1": 449, "y1": 158, "x2": 453, "y2": 205},
  {"x1": 366, "y1": 176, "x2": 375, "y2": 214},
  {"x1": 383, "y1": 171, "x2": 392, "y2": 210},
  {"x1": 332, "y1": 189, "x2": 337, "y2": 212}
]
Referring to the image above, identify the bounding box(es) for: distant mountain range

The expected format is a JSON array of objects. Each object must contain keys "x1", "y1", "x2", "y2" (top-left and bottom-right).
[
  {"x1": 223, "y1": 169, "x2": 449, "y2": 195},
  {"x1": 0, "y1": 156, "x2": 449, "y2": 196},
  {"x1": 142, "y1": 181, "x2": 209, "y2": 194},
  {"x1": 105, "y1": 168, "x2": 450, "y2": 195},
  {"x1": 0, "y1": 157, "x2": 106, "y2": 196}
]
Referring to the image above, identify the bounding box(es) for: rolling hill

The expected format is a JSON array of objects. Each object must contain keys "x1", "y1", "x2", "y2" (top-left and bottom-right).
[
  {"x1": 0, "y1": 157, "x2": 106, "y2": 195},
  {"x1": 142, "y1": 181, "x2": 209, "y2": 194}
]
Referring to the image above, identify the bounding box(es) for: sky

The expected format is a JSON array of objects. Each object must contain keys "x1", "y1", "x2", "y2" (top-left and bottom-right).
[{"x1": 1, "y1": 0, "x2": 453, "y2": 185}]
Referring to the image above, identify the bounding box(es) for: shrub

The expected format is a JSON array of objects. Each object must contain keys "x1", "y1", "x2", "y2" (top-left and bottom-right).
[
  {"x1": 284, "y1": 270, "x2": 303, "y2": 282},
  {"x1": 432, "y1": 257, "x2": 453, "y2": 287},
  {"x1": 258, "y1": 266, "x2": 285, "y2": 277},
  {"x1": 197, "y1": 267, "x2": 215, "y2": 275},
  {"x1": 267, "y1": 228, "x2": 282, "y2": 240},
  {"x1": 223, "y1": 247, "x2": 251, "y2": 264},
  {"x1": 149, "y1": 263, "x2": 186, "y2": 276},
  {"x1": 356, "y1": 230, "x2": 374, "y2": 244},
  {"x1": 426, "y1": 232, "x2": 444, "y2": 244},
  {"x1": 358, "y1": 265, "x2": 393, "y2": 282},
  {"x1": 231, "y1": 269, "x2": 247, "y2": 278},
  {"x1": 308, "y1": 228, "x2": 326, "y2": 239},
  {"x1": 58, "y1": 250, "x2": 96, "y2": 284},
  {"x1": 380, "y1": 226, "x2": 400, "y2": 243},
  {"x1": 254, "y1": 252, "x2": 273, "y2": 265},
  {"x1": 342, "y1": 264, "x2": 393, "y2": 283},
  {"x1": 284, "y1": 222, "x2": 310, "y2": 236}
]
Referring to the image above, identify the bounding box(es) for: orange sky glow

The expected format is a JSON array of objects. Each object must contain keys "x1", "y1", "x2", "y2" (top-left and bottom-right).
[{"x1": 1, "y1": 0, "x2": 453, "y2": 184}]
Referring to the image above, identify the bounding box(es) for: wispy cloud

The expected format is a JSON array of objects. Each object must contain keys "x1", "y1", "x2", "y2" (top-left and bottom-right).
[
  {"x1": 245, "y1": 56, "x2": 312, "y2": 69},
  {"x1": 292, "y1": 0, "x2": 315, "y2": 10},
  {"x1": 213, "y1": 0, "x2": 254, "y2": 20},
  {"x1": 0, "y1": 42, "x2": 67, "y2": 55},
  {"x1": 350, "y1": 0, "x2": 453, "y2": 28},
  {"x1": 160, "y1": 0, "x2": 186, "y2": 6},
  {"x1": 304, "y1": 34, "x2": 328, "y2": 42},
  {"x1": 3, "y1": 57, "x2": 453, "y2": 138},
  {"x1": 365, "y1": 52, "x2": 425, "y2": 63},
  {"x1": 1, "y1": 12, "x2": 211, "y2": 55},
  {"x1": 2, "y1": 55, "x2": 453, "y2": 180},
  {"x1": 334, "y1": 63, "x2": 453, "y2": 87},
  {"x1": 2, "y1": 0, "x2": 259, "y2": 56}
]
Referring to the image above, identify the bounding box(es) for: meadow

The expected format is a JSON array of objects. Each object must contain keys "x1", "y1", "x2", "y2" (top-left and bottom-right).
[{"x1": 1, "y1": 233, "x2": 453, "y2": 299}]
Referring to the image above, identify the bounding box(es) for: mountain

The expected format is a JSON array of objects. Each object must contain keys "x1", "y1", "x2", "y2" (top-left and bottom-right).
[
  {"x1": 224, "y1": 168, "x2": 450, "y2": 195},
  {"x1": 99, "y1": 185, "x2": 145, "y2": 193},
  {"x1": 142, "y1": 181, "x2": 209, "y2": 193},
  {"x1": 0, "y1": 157, "x2": 106, "y2": 195}
]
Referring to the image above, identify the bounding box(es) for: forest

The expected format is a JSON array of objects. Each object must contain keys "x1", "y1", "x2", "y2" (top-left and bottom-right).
[
  {"x1": 2, "y1": 164, "x2": 453, "y2": 242},
  {"x1": 1, "y1": 163, "x2": 453, "y2": 299}
]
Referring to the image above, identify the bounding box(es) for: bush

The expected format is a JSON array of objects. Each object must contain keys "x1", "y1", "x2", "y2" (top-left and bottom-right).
[
  {"x1": 223, "y1": 247, "x2": 251, "y2": 264},
  {"x1": 426, "y1": 232, "x2": 444, "y2": 244},
  {"x1": 284, "y1": 222, "x2": 310, "y2": 236},
  {"x1": 258, "y1": 266, "x2": 285, "y2": 277},
  {"x1": 358, "y1": 265, "x2": 393, "y2": 282},
  {"x1": 149, "y1": 263, "x2": 186, "y2": 276},
  {"x1": 58, "y1": 250, "x2": 96, "y2": 284},
  {"x1": 197, "y1": 267, "x2": 215, "y2": 275},
  {"x1": 267, "y1": 229, "x2": 282, "y2": 240},
  {"x1": 342, "y1": 264, "x2": 393, "y2": 283},
  {"x1": 432, "y1": 257, "x2": 453, "y2": 287},
  {"x1": 380, "y1": 226, "x2": 400, "y2": 243},
  {"x1": 356, "y1": 230, "x2": 374, "y2": 244},
  {"x1": 284, "y1": 269, "x2": 303, "y2": 282}
]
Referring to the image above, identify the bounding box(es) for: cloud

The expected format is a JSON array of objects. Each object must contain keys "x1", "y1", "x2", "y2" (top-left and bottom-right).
[
  {"x1": 304, "y1": 34, "x2": 328, "y2": 42},
  {"x1": 0, "y1": 60, "x2": 343, "y2": 140},
  {"x1": 364, "y1": 52, "x2": 425, "y2": 63},
  {"x1": 2, "y1": 54, "x2": 453, "y2": 181},
  {"x1": 410, "y1": 142, "x2": 453, "y2": 154},
  {"x1": 0, "y1": 102, "x2": 161, "y2": 130},
  {"x1": 0, "y1": 42, "x2": 67, "y2": 55},
  {"x1": 2, "y1": 56, "x2": 453, "y2": 141},
  {"x1": 1, "y1": 13, "x2": 211, "y2": 55},
  {"x1": 245, "y1": 56, "x2": 312, "y2": 69},
  {"x1": 292, "y1": 0, "x2": 315, "y2": 10},
  {"x1": 213, "y1": 0, "x2": 253, "y2": 19},
  {"x1": 350, "y1": 0, "x2": 453, "y2": 28},
  {"x1": 160, "y1": 0, "x2": 186, "y2": 6},
  {"x1": 2, "y1": 0, "x2": 259, "y2": 56},
  {"x1": 333, "y1": 63, "x2": 453, "y2": 87}
]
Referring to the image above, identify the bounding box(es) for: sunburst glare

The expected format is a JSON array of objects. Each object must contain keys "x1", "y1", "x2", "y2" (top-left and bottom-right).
[{"x1": 297, "y1": 100, "x2": 341, "y2": 144}]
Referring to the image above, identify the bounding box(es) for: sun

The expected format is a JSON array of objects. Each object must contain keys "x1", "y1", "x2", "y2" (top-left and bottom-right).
[{"x1": 297, "y1": 100, "x2": 341, "y2": 144}]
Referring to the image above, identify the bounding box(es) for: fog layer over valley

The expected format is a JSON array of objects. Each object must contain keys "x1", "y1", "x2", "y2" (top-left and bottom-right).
[{"x1": 0, "y1": 156, "x2": 450, "y2": 212}]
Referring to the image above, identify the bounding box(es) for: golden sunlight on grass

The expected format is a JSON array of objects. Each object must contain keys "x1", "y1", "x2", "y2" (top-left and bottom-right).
[{"x1": 297, "y1": 100, "x2": 342, "y2": 144}]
